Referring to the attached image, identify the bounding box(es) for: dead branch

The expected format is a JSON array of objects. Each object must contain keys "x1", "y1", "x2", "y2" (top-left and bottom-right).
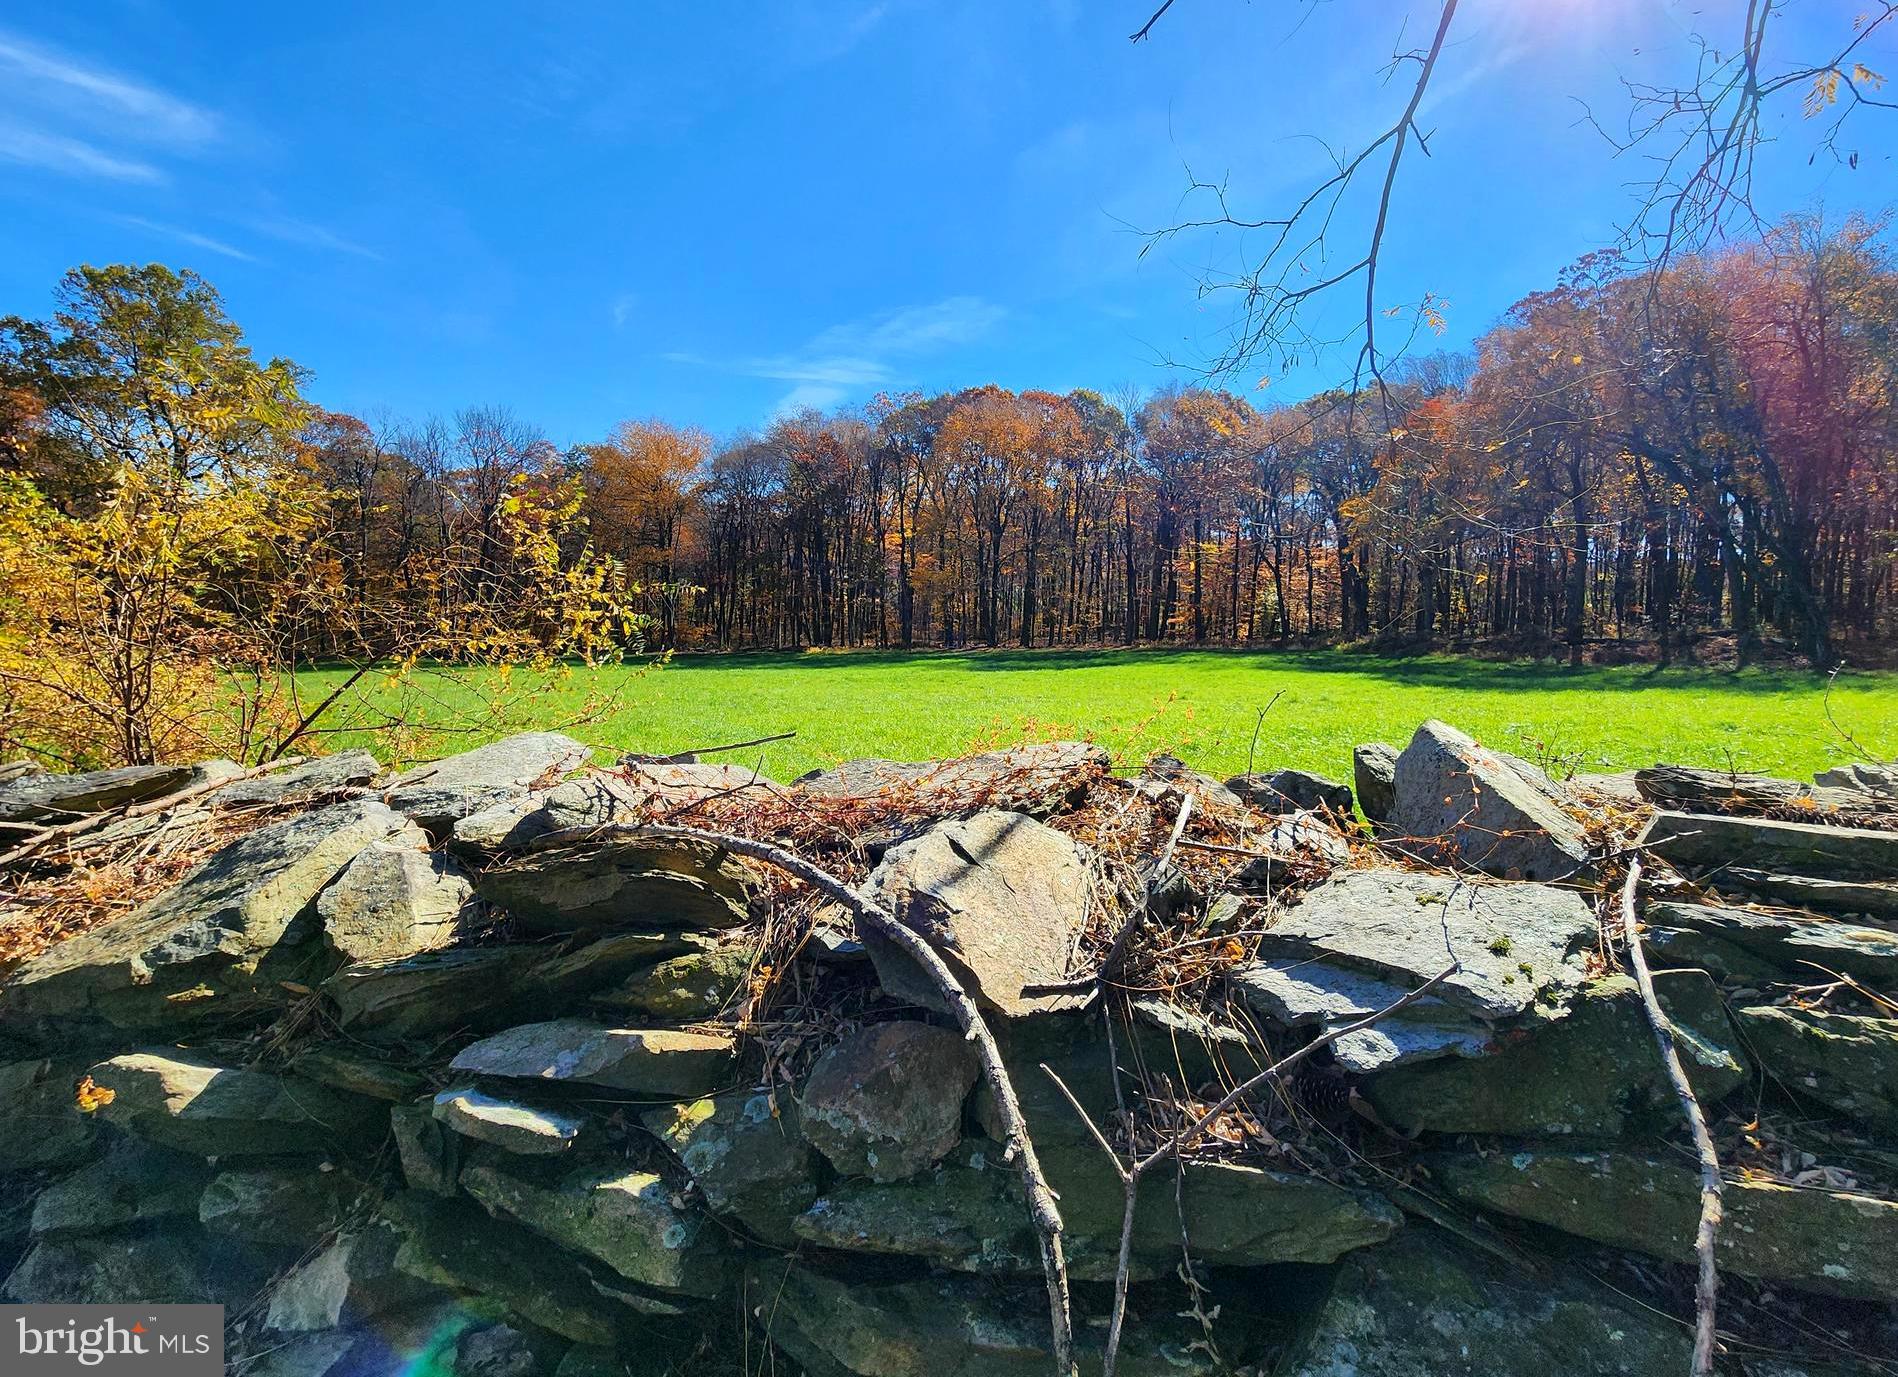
[
  {"x1": 1049, "y1": 960, "x2": 1458, "y2": 1377},
  {"x1": 632, "y1": 730, "x2": 798, "y2": 763},
  {"x1": 1619, "y1": 856, "x2": 1723, "y2": 1377},
  {"x1": 551, "y1": 822, "x2": 1077, "y2": 1377}
]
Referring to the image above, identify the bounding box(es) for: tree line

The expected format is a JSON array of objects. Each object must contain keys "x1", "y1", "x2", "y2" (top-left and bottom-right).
[
  {"x1": 584, "y1": 214, "x2": 1895, "y2": 666},
  {"x1": 1, "y1": 213, "x2": 1893, "y2": 764}
]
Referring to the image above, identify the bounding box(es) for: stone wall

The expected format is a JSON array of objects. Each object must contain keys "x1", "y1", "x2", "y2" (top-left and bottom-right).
[{"x1": 0, "y1": 728, "x2": 1894, "y2": 1376}]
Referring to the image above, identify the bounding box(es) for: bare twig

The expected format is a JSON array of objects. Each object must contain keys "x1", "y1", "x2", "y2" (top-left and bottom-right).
[{"x1": 1619, "y1": 857, "x2": 1723, "y2": 1377}]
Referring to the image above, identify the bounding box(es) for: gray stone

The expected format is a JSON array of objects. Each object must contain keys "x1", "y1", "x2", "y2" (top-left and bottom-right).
[
  {"x1": 433, "y1": 1088, "x2": 584, "y2": 1156},
  {"x1": 1362, "y1": 970, "x2": 1748, "y2": 1137},
  {"x1": 384, "y1": 732, "x2": 591, "y2": 831},
  {"x1": 793, "y1": 741, "x2": 1108, "y2": 818},
  {"x1": 5, "y1": 799, "x2": 413, "y2": 1032},
  {"x1": 1815, "y1": 761, "x2": 1897, "y2": 799},
  {"x1": 641, "y1": 1092, "x2": 819, "y2": 1246},
  {"x1": 591, "y1": 941, "x2": 758, "y2": 1021},
  {"x1": 1278, "y1": 1224, "x2": 1691, "y2": 1376},
  {"x1": 1647, "y1": 901, "x2": 1898, "y2": 985},
  {"x1": 387, "y1": 1195, "x2": 625, "y2": 1346},
  {"x1": 748, "y1": 1261, "x2": 1255, "y2": 1377},
  {"x1": 449, "y1": 1019, "x2": 735, "y2": 1097},
  {"x1": 393, "y1": 1100, "x2": 462, "y2": 1194},
  {"x1": 456, "y1": 1324, "x2": 551, "y2": 1377},
  {"x1": 477, "y1": 834, "x2": 753, "y2": 932},
  {"x1": 4, "y1": 1231, "x2": 237, "y2": 1305},
  {"x1": 265, "y1": 1218, "x2": 432, "y2": 1331},
  {"x1": 1735, "y1": 1005, "x2": 1898, "y2": 1133},
  {"x1": 794, "y1": 1139, "x2": 1400, "y2": 1276},
  {"x1": 1388, "y1": 719, "x2": 1593, "y2": 881},
  {"x1": 1353, "y1": 742, "x2": 1400, "y2": 824},
  {"x1": 1718, "y1": 868, "x2": 1898, "y2": 921},
  {"x1": 0, "y1": 763, "x2": 191, "y2": 822},
  {"x1": 1431, "y1": 1149, "x2": 1898, "y2": 1301},
  {"x1": 525, "y1": 930, "x2": 708, "y2": 1003},
  {"x1": 324, "y1": 946, "x2": 535, "y2": 1041},
  {"x1": 1254, "y1": 867, "x2": 1595, "y2": 1022},
  {"x1": 1137, "y1": 753, "x2": 1245, "y2": 810},
  {"x1": 858, "y1": 810, "x2": 1091, "y2": 1018},
  {"x1": 289, "y1": 1044, "x2": 427, "y2": 1102},
  {"x1": 1228, "y1": 768, "x2": 1353, "y2": 816},
  {"x1": 0, "y1": 1057, "x2": 96, "y2": 1169},
  {"x1": 217, "y1": 750, "x2": 380, "y2": 808},
  {"x1": 30, "y1": 1141, "x2": 209, "y2": 1237},
  {"x1": 1237, "y1": 809, "x2": 1353, "y2": 883},
  {"x1": 200, "y1": 1165, "x2": 355, "y2": 1244},
  {"x1": 460, "y1": 1157, "x2": 728, "y2": 1296},
  {"x1": 87, "y1": 1049, "x2": 384, "y2": 1156},
  {"x1": 455, "y1": 763, "x2": 786, "y2": 851},
  {"x1": 1641, "y1": 809, "x2": 1898, "y2": 881},
  {"x1": 1232, "y1": 960, "x2": 1490, "y2": 1072},
  {"x1": 800, "y1": 1021, "x2": 978, "y2": 1183},
  {"x1": 317, "y1": 839, "x2": 476, "y2": 962}
]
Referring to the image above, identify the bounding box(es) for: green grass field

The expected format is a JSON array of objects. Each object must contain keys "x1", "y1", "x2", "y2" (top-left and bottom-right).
[{"x1": 296, "y1": 648, "x2": 1898, "y2": 785}]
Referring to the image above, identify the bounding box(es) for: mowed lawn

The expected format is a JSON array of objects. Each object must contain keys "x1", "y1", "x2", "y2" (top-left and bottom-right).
[{"x1": 296, "y1": 648, "x2": 1898, "y2": 785}]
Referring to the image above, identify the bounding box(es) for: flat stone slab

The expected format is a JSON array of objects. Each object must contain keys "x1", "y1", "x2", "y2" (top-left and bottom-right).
[
  {"x1": 1279, "y1": 1225, "x2": 1690, "y2": 1377},
  {"x1": 1361, "y1": 971, "x2": 1748, "y2": 1138},
  {"x1": 476, "y1": 834, "x2": 753, "y2": 932},
  {"x1": 449, "y1": 1018, "x2": 735, "y2": 1097},
  {"x1": 324, "y1": 946, "x2": 535, "y2": 1042},
  {"x1": 1231, "y1": 959, "x2": 1489, "y2": 1072},
  {"x1": 1718, "y1": 868, "x2": 1898, "y2": 920},
  {"x1": 793, "y1": 741, "x2": 1108, "y2": 818},
  {"x1": 1226, "y1": 768, "x2": 1352, "y2": 816},
  {"x1": 433, "y1": 1087, "x2": 582, "y2": 1155},
  {"x1": 31, "y1": 1140, "x2": 209, "y2": 1238},
  {"x1": 1648, "y1": 901, "x2": 1898, "y2": 985},
  {"x1": 794, "y1": 1140, "x2": 1400, "y2": 1277},
  {"x1": 1733, "y1": 1005, "x2": 1898, "y2": 1133},
  {"x1": 384, "y1": 732, "x2": 591, "y2": 831},
  {"x1": 1641, "y1": 809, "x2": 1898, "y2": 881},
  {"x1": 7, "y1": 799, "x2": 414, "y2": 1032},
  {"x1": 217, "y1": 750, "x2": 380, "y2": 808},
  {"x1": 1253, "y1": 867, "x2": 1595, "y2": 1022},
  {"x1": 87, "y1": 1049, "x2": 384, "y2": 1156},
  {"x1": 1431, "y1": 1149, "x2": 1898, "y2": 1301},
  {"x1": 0, "y1": 763, "x2": 191, "y2": 822}
]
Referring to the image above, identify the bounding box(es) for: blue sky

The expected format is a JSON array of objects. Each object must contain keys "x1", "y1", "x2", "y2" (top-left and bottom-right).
[{"x1": 1, "y1": 1, "x2": 1892, "y2": 445}]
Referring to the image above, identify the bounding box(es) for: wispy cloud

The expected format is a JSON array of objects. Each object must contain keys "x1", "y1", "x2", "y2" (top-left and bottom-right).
[
  {"x1": 0, "y1": 124, "x2": 164, "y2": 182},
  {"x1": 666, "y1": 296, "x2": 1004, "y2": 417},
  {"x1": 118, "y1": 216, "x2": 256, "y2": 262},
  {"x1": 247, "y1": 215, "x2": 382, "y2": 261},
  {"x1": 611, "y1": 292, "x2": 638, "y2": 330},
  {"x1": 0, "y1": 30, "x2": 218, "y2": 146}
]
